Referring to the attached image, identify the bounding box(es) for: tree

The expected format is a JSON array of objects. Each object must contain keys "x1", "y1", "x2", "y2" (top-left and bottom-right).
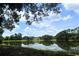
[
  {"x1": 22, "y1": 36, "x2": 34, "y2": 40},
  {"x1": 9, "y1": 35, "x2": 15, "y2": 40},
  {"x1": 9, "y1": 33, "x2": 22, "y2": 40},
  {"x1": 0, "y1": 27, "x2": 4, "y2": 44},
  {"x1": 56, "y1": 30, "x2": 69, "y2": 42},
  {"x1": 4, "y1": 36, "x2": 10, "y2": 40},
  {"x1": 41, "y1": 35, "x2": 53, "y2": 41},
  {"x1": 0, "y1": 35, "x2": 4, "y2": 44},
  {"x1": 14, "y1": 33, "x2": 22, "y2": 40},
  {"x1": 0, "y1": 3, "x2": 60, "y2": 31},
  {"x1": 0, "y1": 27, "x2": 4, "y2": 36}
]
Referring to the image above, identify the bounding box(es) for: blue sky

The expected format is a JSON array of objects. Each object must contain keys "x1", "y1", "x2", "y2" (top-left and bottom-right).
[{"x1": 2, "y1": 3, "x2": 79, "y2": 37}]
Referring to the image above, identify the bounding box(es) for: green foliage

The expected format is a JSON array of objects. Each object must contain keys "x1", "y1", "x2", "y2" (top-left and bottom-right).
[
  {"x1": 0, "y1": 28, "x2": 4, "y2": 44},
  {"x1": 0, "y1": 3, "x2": 60, "y2": 33},
  {"x1": 0, "y1": 35, "x2": 4, "y2": 44},
  {"x1": 0, "y1": 27, "x2": 4, "y2": 36},
  {"x1": 22, "y1": 36, "x2": 34, "y2": 40},
  {"x1": 56, "y1": 27, "x2": 79, "y2": 50},
  {"x1": 9, "y1": 33, "x2": 22, "y2": 40},
  {"x1": 4, "y1": 36, "x2": 10, "y2": 40},
  {"x1": 4, "y1": 33, "x2": 23, "y2": 40},
  {"x1": 41, "y1": 35, "x2": 53, "y2": 41},
  {"x1": 56, "y1": 30, "x2": 69, "y2": 41}
]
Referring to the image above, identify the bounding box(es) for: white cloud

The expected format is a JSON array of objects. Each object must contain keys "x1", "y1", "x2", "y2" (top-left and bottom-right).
[
  {"x1": 23, "y1": 25, "x2": 58, "y2": 37},
  {"x1": 44, "y1": 12, "x2": 71, "y2": 22},
  {"x1": 14, "y1": 23, "x2": 19, "y2": 28},
  {"x1": 63, "y1": 3, "x2": 79, "y2": 14},
  {"x1": 2, "y1": 29, "x2": 12, "y2": 37},
  {"x1": 62, "y1": 15, "x2": 71, "y2": 21},
  {"x1": 22, "y1": 9, "x2": 72, "y2": 36},
  {"x1": 19, "y1": 16, "x2": 26, "y2": 22}
]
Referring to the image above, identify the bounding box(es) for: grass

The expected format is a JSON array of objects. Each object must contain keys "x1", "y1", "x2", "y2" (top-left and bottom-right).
[
  {"x1": 2, "y1": 40, "x2": 29, "y2": 42},
  {"x1": 2, "y1": 39, "x2": 57, "y2": 42}
]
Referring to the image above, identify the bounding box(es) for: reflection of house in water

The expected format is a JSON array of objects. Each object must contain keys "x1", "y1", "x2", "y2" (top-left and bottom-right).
[{"x1": 66, "y1": 27, "x2": 79, "y2": 34}]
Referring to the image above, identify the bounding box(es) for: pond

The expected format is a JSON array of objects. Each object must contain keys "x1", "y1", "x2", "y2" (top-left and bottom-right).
[
  {"x1": 1, "y1": 40, "x2": 79, "y2": 56},
  {"x1": 3, "y1": 40, "x2": 79, "y2": 51}
]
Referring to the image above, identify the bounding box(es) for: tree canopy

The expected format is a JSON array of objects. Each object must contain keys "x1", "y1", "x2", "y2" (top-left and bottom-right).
[
  {"x1": 41, "y1": 35, "x2": 53, "y2": 41},
  {"x1": 0, "y1": 3, "x2": 61, "y2": 35}
]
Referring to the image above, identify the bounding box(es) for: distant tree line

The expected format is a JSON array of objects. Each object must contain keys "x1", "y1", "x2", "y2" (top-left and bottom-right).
[
  {"x1": 4, "y1": 34, "x2": 53, "y2": 41},
  {"x1": 0, "y1": 33, "x2": 54, "y2": 44}
]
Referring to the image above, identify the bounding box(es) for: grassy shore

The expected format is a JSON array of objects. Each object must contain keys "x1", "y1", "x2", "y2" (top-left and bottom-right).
[{"x1": 2, "y1": 39, "x2": 56, "y2": 42}]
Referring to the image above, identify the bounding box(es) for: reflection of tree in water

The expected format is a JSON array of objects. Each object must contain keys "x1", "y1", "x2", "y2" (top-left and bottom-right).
[
  {"x1": 56, "y1": 29, "x2": 79, "y2": 50},
  {"x1": 57, "y1": 41, "x2": 70, "y2": 50},
  {"x1": 39, "y1": 41, "x2": 54, "y2": 46}
]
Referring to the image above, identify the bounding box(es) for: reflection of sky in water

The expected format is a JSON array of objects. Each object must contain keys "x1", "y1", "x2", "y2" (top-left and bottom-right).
[{"x1": 21, "y1": 43, "x2": 64, "y2": 51}]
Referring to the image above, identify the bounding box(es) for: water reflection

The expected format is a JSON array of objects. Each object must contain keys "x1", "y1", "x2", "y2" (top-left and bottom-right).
[
  {"x1": 22, "y1": 41, "x2": 55, "y2": 46},
  {"x1": 21, "y1": 43, "x2": 64, "y2": 51},
  {"x1": 38, "y1": 41, "x2": 54, "y2": 46},
  {"x1": 57, "y1": 41, "x2": 79, "y2": 50},
  {"x1": 3, "y1": 42, "x2": 21, "y2": 46},
  {"x1": 3, "y1": 40, "x2": 79, "y2": 51},
  {"x1": 22, "y1": 40, "x2": 34, "y2": 45}
]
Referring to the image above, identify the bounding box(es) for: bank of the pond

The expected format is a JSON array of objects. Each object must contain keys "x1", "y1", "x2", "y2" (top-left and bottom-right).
[{"x1": 0, "y1": 45, "x2": 74, "y2": 56}]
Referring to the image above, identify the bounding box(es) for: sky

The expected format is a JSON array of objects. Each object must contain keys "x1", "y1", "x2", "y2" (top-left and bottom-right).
[{"x1": 2, "y1": 3, "x2": 79, "y2": 37}]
